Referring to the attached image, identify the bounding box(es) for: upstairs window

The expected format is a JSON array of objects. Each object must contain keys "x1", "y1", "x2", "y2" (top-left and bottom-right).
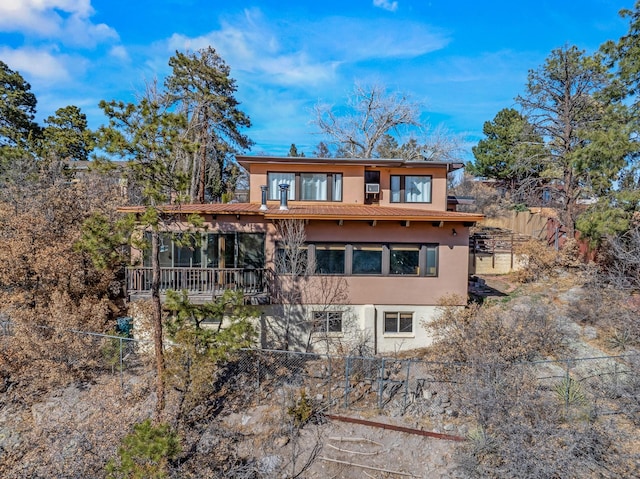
[
  {"x1": 268, "y1": 172, "x2": 295, "y2": 200},
  {"x1": 268, "y1": 172, "x2": 343, "y2": 202},
  {"x1": 275, "y1": 244, "x2": 308, "y2": 274},
  {"x1": 389, "y1": 244, "x2": 420, "y2": 275},
  {"x1": 301, "y1": 173, "x2": 327, "y2": 200},
  {"x1": 391, "y1": 175, "x2": 432, "y2": 203},
  {"x1": 352, "y1": 244, "x2": 382, "y2": 275}
]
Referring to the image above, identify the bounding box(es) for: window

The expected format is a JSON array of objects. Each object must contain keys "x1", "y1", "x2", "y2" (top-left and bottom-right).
[
  {"x1": 268, "y1": 172, "x2": 295, "y2": 200},
  {"x1": 390, "y1": 175, "x2": 432, "y2": 203},
  {"x1": 314, "y1": 244, "x2": 345, "y2": 274},
  {"x1": 390, "y1": 244, "x2": 419, "y2": 275},
  {"x1": 144, "y1": 233, "x2": 201, "y2": 267},
  {"x1": 332, "y1": 173, "x2": 343, "y2": 201},
  {"x1": 276, "y1": 245, "x2": 308, "y2": 274},
  {"x1": 268, "y1": 172, "x2": 342, "y2": 202},
  {"x1": 352, "y1": 244, "x2": 382, "y2": 274},
  {"x1": 425, "y1": 244, "x2": 438, "y2": 277},
  {"x1": 301, "y1": 173, "x2": 327, "y2": 200},
  {"x1": 205, "y1": 233, "x2": 265, "y2": 269},
  {"x1": 305, "y1": 243, "x2": 437, "y2": 277},
  {"x1": 312, "y1": 311, "x2": 343, "y2": 333},
  {"x1": 384, "y1": 312, "x2": 413, "y2": 334}
]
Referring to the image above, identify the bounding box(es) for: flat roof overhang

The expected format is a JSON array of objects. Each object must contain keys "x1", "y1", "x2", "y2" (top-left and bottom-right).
[{"x1": 117, "y1": 203, "x2": 484, "y2": 224}]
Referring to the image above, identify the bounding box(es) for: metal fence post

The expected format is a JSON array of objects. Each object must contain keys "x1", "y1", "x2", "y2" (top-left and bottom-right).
[
  {"x1": 119, "y1": 336, "x2": 124, "y2": 389},
  {"x1": 256, "y1": 353, "x2": 261, "y2": 392},
  {"x1": 327, "y1": 354, "x2": 332, "y2": 414},
  {"x1": 403, "y1": 359, "x2": 412, "y2": 414},
  {"x1": 344, "y1": 356, "x2": 350, "y2": 409},
  {"x1": 564, "y1": 359, "x2": 571, "y2": 416},
  {"x1": 378, "y1": 358, "x2": 386, "y2": 410}
]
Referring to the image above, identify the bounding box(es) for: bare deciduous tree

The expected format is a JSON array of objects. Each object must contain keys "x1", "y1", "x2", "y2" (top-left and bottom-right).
[
  {"x1": 271, "y1": 219, "x2": 350, "y2": 353},
  {"x1": 313, "y1": 83, "x2": 421, "y2": 158}
]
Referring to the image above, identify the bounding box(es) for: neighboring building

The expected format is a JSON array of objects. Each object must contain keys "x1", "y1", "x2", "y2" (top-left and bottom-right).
[{"x1": 121, "y1": 156, "x2": 483, "y2": 354}]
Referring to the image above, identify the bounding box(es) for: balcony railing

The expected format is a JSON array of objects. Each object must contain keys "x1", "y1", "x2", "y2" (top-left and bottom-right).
[{"x1": 126, "y1": 267, "x2": 270, "y2": 296}]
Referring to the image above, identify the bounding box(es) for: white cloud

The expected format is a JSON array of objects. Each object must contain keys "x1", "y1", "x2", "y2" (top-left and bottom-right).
[
  {"x1": 164, "y1": 8, "x2": 447, "y2": 90},
  {"x1": 0, "y1": 0, "x2": 118, "y2": 47},
  {"x1": 109, "y1": 45, "x2": 130, "y2": 62},
  {"x1": 0, "y1": 47, "x2": 73, "y2": 82},
  {"x1": 166, "y1": 9, "x2": 339, "y2": 88},
  {"x1": 373, "y1": 0, "x2": 399, "y2": 12}
]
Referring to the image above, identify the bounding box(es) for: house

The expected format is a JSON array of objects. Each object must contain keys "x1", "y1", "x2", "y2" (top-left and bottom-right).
[{"x1": 120, "y1": 156, "x2": 484, "y2": 354}]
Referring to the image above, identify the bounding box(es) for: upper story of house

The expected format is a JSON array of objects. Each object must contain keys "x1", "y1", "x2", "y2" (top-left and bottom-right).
[
  {"x1": 237, "y1": 156, "x2": 461, "y2": 211},
  {"x1": 120, "y1": 156, "x2": 484, "y2": 307}
]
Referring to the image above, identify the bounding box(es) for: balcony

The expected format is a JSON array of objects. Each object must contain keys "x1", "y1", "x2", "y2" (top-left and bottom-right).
[{"x1": 126, "y1": 267, "x2": 271, "y2": 300}]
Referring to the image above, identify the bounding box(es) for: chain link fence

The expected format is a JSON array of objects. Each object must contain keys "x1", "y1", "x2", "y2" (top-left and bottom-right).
[
  {"x1": 1, "y1": 323, "x2": 638, "y2": 423},
  {"x1": 0, "y1": 321, "x2": 147, "y2": 390},
  {"x1": 231, "y1": 348, "x2": 640, "y2": 422}
]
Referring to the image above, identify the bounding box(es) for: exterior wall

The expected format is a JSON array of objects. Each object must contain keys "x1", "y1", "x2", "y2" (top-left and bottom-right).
[
  {"x1": 377, "y1": 166, "x2": 448, "y2": 211},
  {"x1": 247, "y1": 163, "x2": 366, "y2": 205},
  {"x1": 302, "y1": 220, "x2": 470, "y2": 305},
  {"x1": 246, "y1": 162, "x2": 450, "y2": 209},
  {"x1": 469, "y1": 252, "x2": 526, "y2": 275},
  {"x1": 259, "y1": 303, "x2": 441, "y2": 354},
  {"x1": 131, "y1": 215, "x2": 471, "y2": 307}
]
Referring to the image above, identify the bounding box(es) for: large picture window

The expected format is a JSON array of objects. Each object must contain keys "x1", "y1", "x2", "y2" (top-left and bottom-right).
[
  {"x1": 390, "y1": 244, "x2": 420, "y2": 275},
  {"x1": 268, "y1": 172, "x2": 342, "y2": 202},
  {"x1": 384, "y1": 312, "x2": 413, "y2": 334},
  {"x1": 145, "y1": 232, "x2": 265, "y2": 270},
  {"x1": 390, "y1": 175, "x2": 432, "y2": 203},
  {"x1": 314, "y1": 244, "x2": 345, "y2": 274},
  {"x1": 301, "y1": 173, "x2": 327, "y2": 200},
  {"x1": 352, "y1": 244, "x2": 382, "y2": 275},
  {"x1": 268, "y1": 172, "x2": 295, "y2": 200}
]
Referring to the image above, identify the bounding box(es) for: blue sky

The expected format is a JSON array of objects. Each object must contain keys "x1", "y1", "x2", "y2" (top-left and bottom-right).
[{"x1": 0, "y1": 0, "x2": 635, "y2": 160}]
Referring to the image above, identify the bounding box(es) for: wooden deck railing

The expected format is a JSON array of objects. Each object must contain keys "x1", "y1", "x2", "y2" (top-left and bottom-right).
[{"x1": 126, "y1": 267, "x2": 270, "y2": 296}]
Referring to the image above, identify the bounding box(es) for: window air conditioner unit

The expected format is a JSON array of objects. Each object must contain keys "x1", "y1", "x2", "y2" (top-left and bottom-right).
[{"x1": 365, "y1": 183, "x2": 380, "y2": 194}]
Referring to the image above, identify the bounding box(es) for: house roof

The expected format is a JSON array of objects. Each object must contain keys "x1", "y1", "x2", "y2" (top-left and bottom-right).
[
  {"x1": 117, "y1": 203, "x2": 484, "y2": 223},
  {"x1": 236, "y1": 155, "x2": 465, "y2": 172}
]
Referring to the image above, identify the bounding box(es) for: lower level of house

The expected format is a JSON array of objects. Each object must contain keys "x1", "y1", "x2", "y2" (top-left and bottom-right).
[
  {"x1": 258, "y1": 303, "x2": 441, "y2": 354},
  {"x1": 128, "y1": 300, "x2": 447, "y2": 355}
]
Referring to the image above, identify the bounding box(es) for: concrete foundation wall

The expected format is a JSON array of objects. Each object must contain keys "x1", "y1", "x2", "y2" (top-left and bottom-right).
[{"x1": 469, "y1": 252, "x2": 526, "y2": 275}]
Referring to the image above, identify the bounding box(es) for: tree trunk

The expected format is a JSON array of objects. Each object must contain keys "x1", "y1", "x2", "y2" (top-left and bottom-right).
[
  {"x1": 197, "y1": 114, "x2": 208, "y2": 204},
  {"x1": 151, "y1": 230, "x2": 166, "y2": 420}
]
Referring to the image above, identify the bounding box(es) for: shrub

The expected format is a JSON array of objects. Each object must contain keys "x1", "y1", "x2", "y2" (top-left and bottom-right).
[
  {"x1": 106, "y1": 419, "x2": 180, "y2": 479},
  {"x1": 513, "y1": 238, "x2": 559, "y2": 283},
  {"x1": 426, "y1": 296, "x2": 564, "y2": 364}
]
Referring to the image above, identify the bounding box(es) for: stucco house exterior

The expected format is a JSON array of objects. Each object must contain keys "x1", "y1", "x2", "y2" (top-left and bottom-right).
[{"x1": 121, "y1": 156, "x2": 483, "y2": 354}]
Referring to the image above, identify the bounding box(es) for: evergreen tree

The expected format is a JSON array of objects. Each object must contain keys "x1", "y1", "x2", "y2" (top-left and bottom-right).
[
  {"x1": 288, "y1": 143, "x2": 305, "y2": 157},
  {"x1": 165, "y1": 47, "x2": 253, "y2": 203},
  {"x1": 517, "y1": 46, "x2": 634, "y2": 236},
  {"x1": 0, "y1": 61, "x2": 40, "y2": 170},
  {"x1": 41, "y1": 105, "x2": 96, "y2": 162},
  {"x1": 470, "y1": 108, "x2": 546, "y2": 200},
  {"x1": 313, "y1": 141, "x2": 331, "y2": 158},
  {"x1": 375, "y1": 134, "x2": 400, "y2": 158},
  {"x1": 98, "y1": 86, "x2": 192, "y2": 419}
]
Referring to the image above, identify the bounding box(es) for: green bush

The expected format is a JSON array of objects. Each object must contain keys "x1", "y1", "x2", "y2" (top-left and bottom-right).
[{"x1": 106, "y1": 419, "x2": 180, "y2": 479}]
